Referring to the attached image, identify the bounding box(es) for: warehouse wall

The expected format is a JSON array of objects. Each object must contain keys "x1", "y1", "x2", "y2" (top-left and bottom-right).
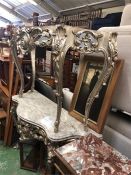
[{"x1": 102, "y1": 6, "x2": 124, "y2": 17}]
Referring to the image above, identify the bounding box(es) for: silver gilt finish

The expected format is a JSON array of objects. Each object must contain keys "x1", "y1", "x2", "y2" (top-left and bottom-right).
[
  {"x1": 12, "y1": 90, "x2": 92, "y2": 142},
  {"x1": 11, "y1": 25, "x2": 69, "y2": 132},
  {"x1": 72, "y1": 30, "x2": 118, "y2": 131},
  {"x1": 11, "y1": 25, "x2": 118, "y2": 134}
]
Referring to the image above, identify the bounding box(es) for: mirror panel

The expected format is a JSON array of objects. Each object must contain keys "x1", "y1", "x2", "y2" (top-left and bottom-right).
[
  {"x1": 75, "y1": 56, "x2": 104, "y2": 119},
  {"x1": 69, "y1": 54, "x2": 123, "y2": 133}
]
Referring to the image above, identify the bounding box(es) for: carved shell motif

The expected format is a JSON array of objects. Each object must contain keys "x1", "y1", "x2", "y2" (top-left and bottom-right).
[
  {"x1": 16, "y1": 27, "x2": 43, "y2": 54},
  {"x1": 73, "y1": 30, "x2": 103, "y2": 53},
  {"x1": 34, "y1": 29, "x2": 52, "y2": 47},
  {"x1": 73, "y1": 30, "x2": 118, "y2": 131},
  {"x1": 52, "y1": 25, "x2": 67, "y2": 55}
]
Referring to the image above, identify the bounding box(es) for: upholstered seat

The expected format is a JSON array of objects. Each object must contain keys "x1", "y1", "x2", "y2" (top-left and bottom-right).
[
  {"x1": 98, "y1": 4, "x2": 131, "y2": 111},
  {"x1": 98, "y1": 3, "x2": 131, "y2": 158}
]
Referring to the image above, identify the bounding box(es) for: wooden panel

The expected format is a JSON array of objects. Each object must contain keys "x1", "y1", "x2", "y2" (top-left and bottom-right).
[{"x1": 0, "y1": 110, "x2": 7, "y2": 119}]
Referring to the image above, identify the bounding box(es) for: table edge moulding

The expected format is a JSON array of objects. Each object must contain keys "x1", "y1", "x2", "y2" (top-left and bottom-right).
[{"x1": 12, "y1": 90, "x2": 100, "y2": 142}]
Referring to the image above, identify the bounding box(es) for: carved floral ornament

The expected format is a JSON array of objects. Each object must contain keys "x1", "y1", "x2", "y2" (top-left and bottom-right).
[
  {"x1": 73, "y1": 30, "x2": 118, "y2": 130},
  {"x1": 10, "y1": 25, "x2": 118, "y2": 133}
]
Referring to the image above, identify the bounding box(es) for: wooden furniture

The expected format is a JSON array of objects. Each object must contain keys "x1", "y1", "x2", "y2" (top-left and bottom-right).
[
  {"x1": 0, "y1": 44, "x2": 15, "y2": 144},
  {"x1": 35, "y1": 47, "x2": 56, "y2": 88},
  {"x1": 53, "y1": 134, "x2": 131, "y2": 175},
  {"x1": 37, "y1": 76, "x2": 55, "y2": 88},
  {"x1": 63, "y1": 50, "x2": 79, "y2": 92},
  {"x1": 0, "y1": 41, "x2": 10, "y2": 58},
  {"x1": 0, "y1": 47, "x2": 32, "y2": 145},
  {"x1": 19, "y1": 139, "x2": 45, "y2": 172}
]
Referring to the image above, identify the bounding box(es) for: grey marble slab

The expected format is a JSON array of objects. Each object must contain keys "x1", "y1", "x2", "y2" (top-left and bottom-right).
[{"x1": 12, "y1": 90, "x2": 101, "y2": 142}]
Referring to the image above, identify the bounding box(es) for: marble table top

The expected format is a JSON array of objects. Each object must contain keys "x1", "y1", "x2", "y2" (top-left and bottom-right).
[
  {"x1": 12, "y1": 90, "x2": 100, "y2": 142},
  {"x1": 56, "y1": 134, "x2": 131, "y2": 175}
]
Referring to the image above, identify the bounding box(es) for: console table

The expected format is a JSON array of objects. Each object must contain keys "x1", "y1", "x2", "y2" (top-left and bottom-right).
[{"x1": 12, "y1": 90, "x2": 100, "y2": 143}]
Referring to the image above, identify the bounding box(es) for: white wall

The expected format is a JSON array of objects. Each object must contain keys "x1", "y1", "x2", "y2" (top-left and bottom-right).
[{"x1": 125, "y1": 0, "x2": 131, "y2": 4}]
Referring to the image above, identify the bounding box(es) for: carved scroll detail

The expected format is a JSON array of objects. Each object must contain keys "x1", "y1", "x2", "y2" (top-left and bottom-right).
[
  {"x1": 11, "y1": 26, "x2": 118, "y2": 134},
  {"x1": 73, "y1": 30, "x2": 103, "y2": 53},
  {"x1": 11, "y1": 25, "x2": 68, "y2": 133},
  {"x1": 73, "y1": 31, "x2": 118, "y2": 131},
  {"x1": 51, "y1": 26, "x2": 67, "y2": 132}
]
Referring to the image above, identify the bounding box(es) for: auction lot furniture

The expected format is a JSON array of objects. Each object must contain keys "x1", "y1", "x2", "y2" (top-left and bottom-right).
[{"x1": 10, "y1": 25, "x2": 122, "y2": 173}]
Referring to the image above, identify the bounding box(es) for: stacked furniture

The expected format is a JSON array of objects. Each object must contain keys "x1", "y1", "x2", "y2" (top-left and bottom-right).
[{"x1": 0, "y1": 42, "x2": 15, "y2": 144}]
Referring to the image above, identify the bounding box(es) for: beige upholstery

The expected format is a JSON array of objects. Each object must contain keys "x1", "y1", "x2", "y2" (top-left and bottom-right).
[
  {"x1": 98, "y1": 4, "x2": 131, "y2": 113},
  {"x1": 120, "y1": 4, "x2": 131, "y2": 25},
  {"x1": 62, "y1": 88, "x2": 73, "y2": 110},
  {"x1": 98, "y1": 4, "x2": 131, "y2": 158}
]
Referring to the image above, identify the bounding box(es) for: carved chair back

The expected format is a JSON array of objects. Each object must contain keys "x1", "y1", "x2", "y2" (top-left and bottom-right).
[{"x1": 10, "y1": 25, "x2": 119, "y2": 133}]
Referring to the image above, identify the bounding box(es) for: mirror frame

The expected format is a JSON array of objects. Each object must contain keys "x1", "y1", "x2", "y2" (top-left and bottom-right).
[{"x1": 69, "y1": 56, "x2": 123, "y2": 133}]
